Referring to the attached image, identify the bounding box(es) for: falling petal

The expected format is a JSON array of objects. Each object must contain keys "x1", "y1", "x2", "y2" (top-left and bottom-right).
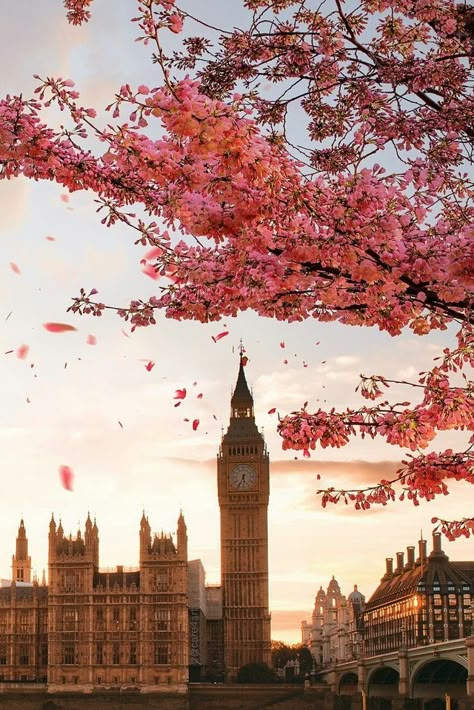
[
  {"x1": 59, "y1": 465, "x2": 74, "y2": 491},
  {"x1": 316, "y1": 474, "x2": 321, "y2": 480},
  {"x1": 192, "y1": 419, "x2": 199, "y2": 431},
  {"x1": 268, "y1": 408, "x2": 276, "y2": 415},
  {"x1": 6, "y1": 312, "x2": 12, "y2": 321},
  {"x1": 45, "y1": 235, "x2": 56, "y2": 241},
  {"x1": 87, "y1": 334, "x2": 96, "y2": 345},
  {"x1": 174, "y1": 402, "x2": 181, "y2": 408},
  {"x1": 211, "y1": 331, "x2": 228, "y2": 343},
  {"x1": 303, "y1": 449, "x2": 310, "y2": 458},
  {"x1": 280, "y1": 342, "x2": 285, "y2": 348},
  {"x1": 197, "y1": 393, "x2": 203, "y2": 399},
  {"x1": 145, "y1": 246, "x2": 163, "y2": 260},
  {"x1": 43, "y1": 322, "x2": 77, "y2": 333},
  {"x1": 118, "y1": 421, "x2": 124, "y2": 428},
  {"x1": 174, "y1": 388, "x2": 187, "y2": 400},
  {"x1": 121, "y1": 329, "x2": 130, "y2": 338},
  {"x1": 10, "y1": 262, "x2": 21, "y2": 275},
  {"x1": 283, "y1": 359, "x2": 288, "y2": 364},
  {"x1": 184, "y1": 418, "x2": 190, "y2": 422},
  {"x1": 142, "y1": 263, "x2": 159, "y2": 280},
  {"x1": 16, "y1": 344, "x2": 29, "y2": 360},
  {"x1": 60, "y1": 193, "x2": 70, "y2": 203},
  {"x1": 145, "y1": 361, "x2": 155, "y2": 371},
  {"x1": 4, "y1": 350, "x2": 13, "y2": 354},
  {"x1": 213, "y1": 415, "x2": 217, "y2": 420}
]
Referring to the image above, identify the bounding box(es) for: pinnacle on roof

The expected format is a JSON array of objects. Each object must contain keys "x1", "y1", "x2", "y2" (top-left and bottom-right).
[{"x1": 231, "y1": 354, "x2": 253, "y2": 410}]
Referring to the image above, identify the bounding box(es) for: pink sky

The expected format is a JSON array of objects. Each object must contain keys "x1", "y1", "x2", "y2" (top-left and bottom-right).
[{"x1": 0, "y1": 1, "x2": 472, "y2": 645}]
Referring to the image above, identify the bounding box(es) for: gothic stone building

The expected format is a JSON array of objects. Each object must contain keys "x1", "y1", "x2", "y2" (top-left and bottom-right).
[{"x1": 0, "y1": 513, "x2": 188, "y2": 691}]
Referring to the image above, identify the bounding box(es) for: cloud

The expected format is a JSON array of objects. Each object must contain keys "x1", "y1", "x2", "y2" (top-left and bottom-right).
[
  {"x1": 271, "y1": 458, "x2": 401, "y2": 483},
  {"x1": 269, "y1": 459, "x2": 402, "y2": 518},
  {"x1": 148, "y1": 457, "x2": 402, "y2": 490},
  {"x1": 333, "y1": 355, "x2": 360, "y2": 367}
]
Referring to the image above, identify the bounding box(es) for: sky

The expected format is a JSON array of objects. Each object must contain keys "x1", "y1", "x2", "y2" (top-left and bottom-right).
[{"x1": 0, "y1": 0, "x2": 472, "y2": 645}]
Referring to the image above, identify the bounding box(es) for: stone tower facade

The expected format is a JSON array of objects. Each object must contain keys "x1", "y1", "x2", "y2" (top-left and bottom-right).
[
  {"x1": 217, "y1": 356, "x2": 271, "y2": 677},
  {"x1": 46, "y1": 512, "x2": 188, "y2": 691},
  {"x1": 12, "y1": 519, "x2": 31, "y2": 584}
]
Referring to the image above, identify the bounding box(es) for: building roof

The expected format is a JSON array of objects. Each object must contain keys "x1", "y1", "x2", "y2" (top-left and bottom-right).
[
  {"x1": 231, "y1": 356, "x2": 253, "y2": 408},
  {"x1": 366, "y1": 538, "x2": 474, "y2": 611}
]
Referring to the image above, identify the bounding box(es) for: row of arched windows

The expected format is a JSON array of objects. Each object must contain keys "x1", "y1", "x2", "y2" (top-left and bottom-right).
[{"x1": 230, "y1": 446, "x2": 257, "y2": 456}]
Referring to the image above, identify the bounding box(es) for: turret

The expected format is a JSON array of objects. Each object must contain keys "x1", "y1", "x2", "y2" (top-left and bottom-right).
[
  {"x1": 177, "y1": 511, "x2": 188, "y2": 560},
  {"x1": 12, "y1": 519, "x2": 31, "y2": 583},
  {"x1": 92, "y1": 518, "x2": 99, "y2": 567},
  {"x1": 48, "y1": 514, "x2": 56, "y2": 557},
  {"x1": 139, "y1": 512, "x2": 151, "y2": 561},
  {"x1": 85, "y1": 512, "x2": 93, "y2": 547}
]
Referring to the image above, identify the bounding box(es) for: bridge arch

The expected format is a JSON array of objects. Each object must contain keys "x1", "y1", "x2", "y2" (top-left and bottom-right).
[
  {"x1": 337, "y1": 671, "x2": 358, "y2": 696},
  {"x1": 367, "y1": 664, "x2": 399, "y2": 698},
  {"x1": 410, "y1": 657, "x2": 467, "y2": 700}
]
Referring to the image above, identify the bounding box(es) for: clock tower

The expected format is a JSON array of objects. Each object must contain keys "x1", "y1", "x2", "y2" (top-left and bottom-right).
[{"x1": 218, "y1": 356, "x2": 271, "y2": 678}]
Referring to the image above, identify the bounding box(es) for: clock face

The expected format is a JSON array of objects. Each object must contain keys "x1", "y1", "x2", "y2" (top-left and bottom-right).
[{"x1": 230, "y1": 464, "x2": 257, "y2": 490}]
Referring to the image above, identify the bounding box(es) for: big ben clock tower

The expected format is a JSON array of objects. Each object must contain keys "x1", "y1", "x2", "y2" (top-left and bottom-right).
[{"x1": 218, "y1": 355, "x2": 271, "y2": 678}]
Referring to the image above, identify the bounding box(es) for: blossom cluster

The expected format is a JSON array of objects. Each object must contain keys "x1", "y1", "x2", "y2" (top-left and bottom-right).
[{"x1": 1, "y1": 0, "x2": 473, "y2": 534}]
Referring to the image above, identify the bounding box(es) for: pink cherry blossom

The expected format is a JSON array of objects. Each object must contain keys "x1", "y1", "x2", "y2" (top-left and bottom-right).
[{"x1": 0, "y1": 0, "x2": 471, "y2": 536}]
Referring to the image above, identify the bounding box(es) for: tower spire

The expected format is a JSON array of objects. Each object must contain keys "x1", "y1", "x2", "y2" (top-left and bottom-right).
[
  {"x1": 231, "y1": 350, "x2": 254, "y2": 418},
  {"x1": 12, "y1": 519, "x2": 31, "y2": 583}
]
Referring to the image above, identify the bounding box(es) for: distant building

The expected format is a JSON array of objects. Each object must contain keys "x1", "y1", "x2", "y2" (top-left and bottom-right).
[
  {"x1": 302, "y1": 577, "x2": 365, "y2": 667},
  {"x1": 363, "y1": 532, "x2": 474, "y2": 656},
  {"x1": 187, "y1": 560, "x2": 224, "y2": 682},
  {"x1": 205, "y1": 585, "x2": 224, "y2": 681}
]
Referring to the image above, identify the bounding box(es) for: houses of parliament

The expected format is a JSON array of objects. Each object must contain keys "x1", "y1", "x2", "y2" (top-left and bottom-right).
[{"x1": 0, "y1": 357, "x2": 271, "y2": 691}]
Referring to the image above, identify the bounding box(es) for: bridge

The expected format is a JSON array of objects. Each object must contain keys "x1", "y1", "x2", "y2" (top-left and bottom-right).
[{"x1": 318, "y1": 637, "x2": 474, "y2": 701}]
